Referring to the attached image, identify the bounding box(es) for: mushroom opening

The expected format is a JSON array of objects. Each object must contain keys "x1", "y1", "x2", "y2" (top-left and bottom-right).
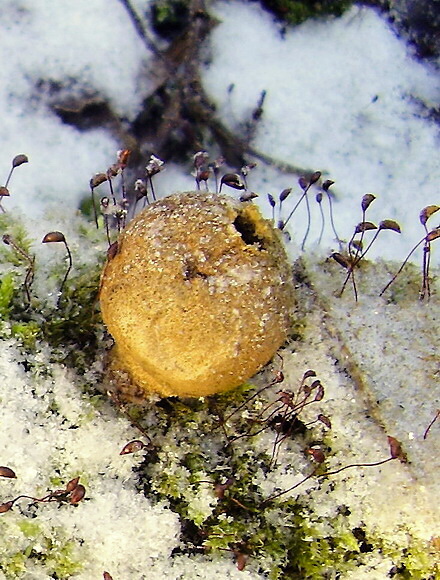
[{"x1": 233, "y1": 213, "x2": 264, "y2": 248}]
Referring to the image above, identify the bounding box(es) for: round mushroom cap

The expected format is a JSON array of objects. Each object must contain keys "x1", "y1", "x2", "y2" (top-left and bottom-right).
[{"x1": 100, "y1": 192, "x2": 294, "y2": 398}]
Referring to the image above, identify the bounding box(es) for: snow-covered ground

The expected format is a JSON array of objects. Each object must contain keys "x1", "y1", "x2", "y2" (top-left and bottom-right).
[
  {"x1": 0, "y1": 1, "x2": 439, "y2": 578},
  {"x1": 1, "y1": 1, "x2": 438, "y2": 260},
  {"x1": 203, "y1": 2, "x2": 439, "y2": 260}
]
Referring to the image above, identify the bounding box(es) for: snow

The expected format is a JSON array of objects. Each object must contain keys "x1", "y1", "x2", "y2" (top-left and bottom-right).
[
  {"x1": 0, "y1": 0, "x2": 150, "y2": 213},
  {"x1": 0, "y1": 341, "x2": 180, "y2": 578},
  {"x1": 0, "y1": 1, "x2": 439, "y2": 578},
  {"x1": 0, "y1": 1, "x2": 437, "y2": 264},
  {"x1": 285, "y1": 258, "x2": 440, "y2": 538},
  {"x1": 203, "y1": 2, "x2": 440, "y2": 261}
]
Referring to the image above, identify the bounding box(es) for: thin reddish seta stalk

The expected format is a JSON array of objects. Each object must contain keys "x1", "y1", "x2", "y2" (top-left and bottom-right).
[
  {"x1": 262, "y1": 457, "x2": 395, "y2": 505},
  {"x1": 340, "y1": 226, "x2": 382, "y2": 299},
  {"x1": 423, "y1": 409, "x2": 440, "y2": 440},
  {"x1": 326, "y1": 192, "x2": 342, "y2": 249},
  {"x1": 379, "y1": 237, "x2": 426, "y2": 297},
  {"x1": 281, "y1": 184, "x2": 310, "y2": 231},
  {"x1": 301, "y1": 190, "x2": 311, "y2": 251},
  {"x1": 419, "y1": 219, "x2": 432, "y2": 300}
]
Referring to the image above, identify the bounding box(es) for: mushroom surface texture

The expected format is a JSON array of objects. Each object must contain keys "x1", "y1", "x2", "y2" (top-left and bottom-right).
[{"x1": 99, "y1": 191, "x2": 294, "y2": 398}]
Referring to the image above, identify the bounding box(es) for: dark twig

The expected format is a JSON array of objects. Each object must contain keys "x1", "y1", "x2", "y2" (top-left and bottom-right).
[{"x1": 117, "y1": 0, "x2": 163, "y2": 58}]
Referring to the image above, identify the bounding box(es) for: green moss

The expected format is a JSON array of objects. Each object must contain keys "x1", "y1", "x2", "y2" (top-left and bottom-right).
[
  {"x1": 0, "y1": 214, "x2": 33, "y2": 267},
  {"x1": 78, "y1": 195, "x2": 95, "y2": 220},
  {"x1": 260, "y1": 0, "x2": 353, "y2": 26},
  {"x1": 0, "y1": 272, "x2": 15, "y2": 318},
  {"x1": 0, "y1": 205, "x2": 437, "y2": 578},
  {"x1": 379, "y1": 259, "x2": 428, "y2": 304},
  {"x1": 40, "y1": 265, "x2": 104, "y2": 370},
  {"x1": 18, "y1": 520, "x2": 42, "y2": 539},
  {"x1": 11, "y1": 320, "x2": 41, "y2": 349},
  {"x1": 125, "y1": 366, "x2": 440, "y2": 579},
  {"x1": 0, "y1": 522, "x2": 82, "y2": 579},
  {"x1": 130, "y1": 387, "x2": 367, "y2": 578},
  {"x1": 151, "y1": 0, "x2": 190, "y2": 40},
  {"x1": 201, "y1": 500, "x2": 367, "y2": 579},
  {"x1": 0, "y1": 211, "x2": 106, "y2": 374},
  {"x1": 0, "y1": 552, "x2": 27, "y2": 577},
  {"x1": 372, "y1": 534, "x2": 439, "y2": 580},
  {"x1": 48, "y1": 474, "x2": 65, "y2": 489},
  {"x1": 43, "y1": 538, "x2": 83, "y2": 578}
]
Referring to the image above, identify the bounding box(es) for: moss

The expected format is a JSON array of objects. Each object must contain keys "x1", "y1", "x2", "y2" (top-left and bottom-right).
[
  {"x1": 0, "y1": 522, "x2": 82, "y2": 579},
  {"x1": 0, "y1": 211, "x2": 106, "y2": 374},
  {"x1": 260, "y1": 0, "x2": 353, "y2": 26},
  {"x1": 78, "y1": 195, "x2": 95, "y2": 220},
  {"x1": 0, "y1": 272, "x2": 15, "y2": 318},
  {"x1": 0, "y1": 214, "x2": 33, "y2": 267},
  {"x1": 48, "y1": 474, "x2": 65, "y2": 489},
  {"x1": 151, "y1": 0, "x2": 190, "y2": 40},
  {"x1": 379, "y1": 259, "x2": 428, "y2": 304},
  {"x1": 201, "y1": 500, "x2": 367, "y2": 579},
  {"x1": 130, "y1": 385, "x2": 371, "y2": 578},
  {"x1": 40, "y1": 265, "x2": 104, "y2": 371},
  {"x1": 11, "y1": 320, "x2": 41, "y2": 349},
  {"x1": 18, "y1": 520, "x2": 42, "y2": 539},
  {"x1": 43, "y1": 538, "x2": 83, "y2": 578},
  {"x1": 0, "y1": 207, "x2": 438, "y2": 577},
  {"x1": 372, "y1": 534, "x2": 439, "y2": 580},
  {"x1": 0, "y1": 552, "x2": 27, "y2": 577},
  {"x1": 125, "y1": 359, "x2": 440, "y2": 579}
]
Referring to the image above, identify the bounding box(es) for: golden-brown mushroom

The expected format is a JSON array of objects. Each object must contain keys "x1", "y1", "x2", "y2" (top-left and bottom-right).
[{"x1": 100, "y1": 192, "x2": 294, "y2": 398}]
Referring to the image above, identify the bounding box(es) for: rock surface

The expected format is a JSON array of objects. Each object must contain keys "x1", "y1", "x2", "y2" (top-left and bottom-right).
[{"x1": 100, "y1": 192, "x2": 294, "y2": 398}]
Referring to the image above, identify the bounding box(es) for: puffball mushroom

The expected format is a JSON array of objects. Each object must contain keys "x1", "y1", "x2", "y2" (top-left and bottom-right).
[{"x1": 99, "y1": 192, "x2": 294, "y2": 398}]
